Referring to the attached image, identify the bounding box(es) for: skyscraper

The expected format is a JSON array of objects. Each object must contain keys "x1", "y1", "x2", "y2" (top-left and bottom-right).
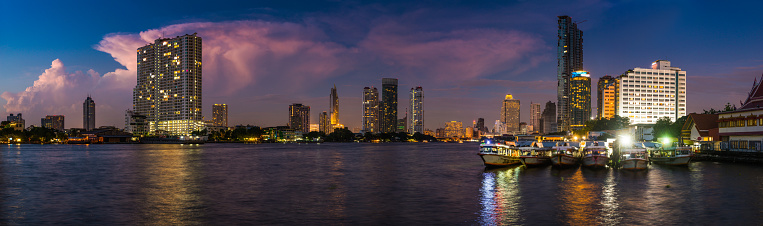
[
  {"x1": 330, "y1": 85, "x2": 339, "y2": 125},
  {"x1": 500, "y1": 94, "x2": 520, "y2": 134},
  {"x1": 288, "y1": 103, "x2": 310, "y2": 133},
  {"x1": 362, "y1": 87, "x2": 379, "y2": 133},
  {"x1": 213, "y1": 104, "x2": 228, "y2": 127},
  {"x1": 618, "y1": 60, "x2": 687, "y2": 124},
  {"x1": 408, "y1": 86, "x2": 424, "y2": 134},
  {"x1": 42, "y1": 115, "x2": 64, "y2": 131},
  {"x1": 476, "y1": 118, "x2": 486, "y2": 133},
  {"x1": 83, "y1": 96, "x2": 95, "y2": 131},
  {"x1": 444, "y1": 121, "x2": 464, "y2": 138},
  {"x1": 134, "y1": 33, "x2": 203, "y2": 136},
  {"x1": 530, "y1": 102, "x2": 541, "y2": 134},
  {"x1": 319, "y1": 111, "x2": 331, "y2": 134},
  {"x1": 542, "y1": 101, "x2": 557, "y2": 134},
  {"x1": 570, "y1": 71, "x2": 591, "y2": 130},
  {"x1": 557, "y1": 15, "x2": 584, "y2": 132},
  {"x1": 380, "y1": 78, "x2": 398, "y2": 133},
  {"x1": 597, "y1": 75, "x2": 619, "y2": 119}
]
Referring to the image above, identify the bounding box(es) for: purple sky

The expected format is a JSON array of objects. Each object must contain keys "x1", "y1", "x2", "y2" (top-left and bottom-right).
[{"x1": 1, "y1": 0, "x2": 762, "y2": 131}]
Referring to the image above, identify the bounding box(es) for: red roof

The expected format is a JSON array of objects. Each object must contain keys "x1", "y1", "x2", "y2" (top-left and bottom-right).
[{"x1": 739, "y1": 74, "x2": 763, "y2": 110}]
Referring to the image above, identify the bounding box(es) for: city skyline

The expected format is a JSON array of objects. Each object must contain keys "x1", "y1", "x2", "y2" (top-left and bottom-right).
[{"x1": 2, "y1": 1, "x2": 762, "y2": 130}]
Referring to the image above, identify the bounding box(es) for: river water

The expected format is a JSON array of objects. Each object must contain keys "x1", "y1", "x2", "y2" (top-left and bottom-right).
[{"x1": 0, "y1": 143, "x2": 761, "y2": 225}]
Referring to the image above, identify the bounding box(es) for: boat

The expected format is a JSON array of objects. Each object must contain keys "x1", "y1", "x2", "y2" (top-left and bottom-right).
[
  {"x1": 518, "y1": 141, "x2": 551, "y2": 167},
  {"x1": 651, "y1": 146, "x2": 693, "y2": 166},
  {"x1": 550, "y1": 142, "x2": 581, "y2": 167},
  {"x1": 621, "y1": 148, "x2": 649, "y2": 170},
  {"x1": 581, "y1": 141, "x2": 609, "y2": 168},
  {"x1": 478, "y1": 136, "x2": 522, "y2": 167}
]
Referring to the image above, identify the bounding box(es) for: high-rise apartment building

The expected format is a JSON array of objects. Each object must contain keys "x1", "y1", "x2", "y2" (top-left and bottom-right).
[
  {"x1": 83, "y1": 96, "x2": 95, "y2": 131},
  {"x1": 330, "y1": 85, "x2": 339, "y2": 125},
  {"x1": 134, "y1": 33, "x2": 203, "y2": 136},
  {"x1": 530, "y1": 102, "x2": 541, "y2": 134},
  {"x1": 570, "y1": 71, "x2": 591, "y2": 130},
  {"x1": 408, "y1": 86, "x2": 424, "y2": 134},
  {"x1": 362, "y1": 87, "x2": 379, "y2": 133},
  {"x1": 212, "y1": 104, "x2": 228, "y2": 127},
  {"x1": 542, "y1": 101, "x2": 557, "y2": 134},
  {"x1": 288, "y1": 103, "x2": 310, "y2": 133},
  {"x1": 380, "y1": 78, "x2": 398, "y2": 133},
  {"x1": 319, "y1": 111, "x2": 331, "y2": 134},
  {"x1": 476, "y1": 118, "x2": 486, "y2": 133},
  {"x1": 42, "y1": 115, "x2": 65, "y2": 131},
  {"x1": 557, "y1": 15, "x2": 584, "y2": 132},
  {"x1": 618, "y1": 60, "x2": 687, "y2": 124},
  {"x1": 500, "y1": 94, "x2": 520, "y2": 134},
  {"x1": 597, "y1": 75, "x2": 619, "y2": 119}
]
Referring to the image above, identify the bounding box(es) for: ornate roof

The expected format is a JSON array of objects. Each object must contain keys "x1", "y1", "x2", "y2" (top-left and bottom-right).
[{"x1": 739, "y1": 74, "x2": 763, "y2": 110}]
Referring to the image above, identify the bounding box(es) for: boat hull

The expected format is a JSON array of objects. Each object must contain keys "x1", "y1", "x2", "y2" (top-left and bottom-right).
[
  {"x1": 479, "y1": 154, "x2": 522, "y2": 167},
  {"x1": 622, "y1": 159, "x2": 649, "y2": 170},
  {"x1": 651, "y1": 156, "x2": 692, "y2": 166},
  {"x1": 582, "y1": 156, "x2": 609, "y2": 168},
  {"x1": 550, "y1": 154, "x2": 579, "y2": 167},
  {"x1": 520, "y1": 156, "x2": 551, "y2": 167}
]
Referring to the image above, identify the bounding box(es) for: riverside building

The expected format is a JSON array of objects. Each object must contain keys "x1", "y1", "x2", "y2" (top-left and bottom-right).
[
  {"x1": 212, "y1": 104, "x2": 228, "y2": 127},
  {"x1": 557, "y1": 15, "x2": 584, "y2": 132},
  {"x1": 83, "y1": 96, "x2": 95, "y2": 131},
  {"x1": 380, "y1": 78, "x2": 398, "y2": 133},
  {"x1": 597, "y1": 75, "x2": 619, "y2": 119},
  {"x1": 288, "y1": 103, "x2": 310, "y2": 134},
  {"x1": 500, "y1": 94, "x2": 520, "y2": 134},
  {"x1": 362, "y1": 87, "x2": 379, "y2": 133},
  {"x1": 569, "y1": 71, "x2": 591, "y2": 130},
  {"x1": 530, "y1": 103, "x2": 541, "y2": 134},
  {"x1": 618, "y1": 60, "x2": 687, "y2": 124},
  {"x1": 408, "y1": 86, "x2": 424, "y2": 134}
]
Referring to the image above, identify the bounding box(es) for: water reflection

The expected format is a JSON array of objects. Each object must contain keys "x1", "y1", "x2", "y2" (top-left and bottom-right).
[
  {"x1": 479, "y1": 166, "x2": 523, "y2": 225},
  {"x1": 137, "y1": 145, "x2": 204, "y2": 224},
  {"x1": 558, "y1": 169, "x2": 598, "y2": 225}
]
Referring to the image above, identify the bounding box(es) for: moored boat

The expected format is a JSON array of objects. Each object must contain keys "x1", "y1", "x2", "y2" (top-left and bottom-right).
[
  {"x1": 621, "y1": 148, "x2": 649, "y2": 170},
  {"x1": 550, "y1": 142, "x2": 581, "y2": 167},
  {"x1": 478, "y1": 136, "x2": 522, "y2": 167},
  {"x1": 518, "y1": 141, "x2": 551, "y2": 167},
  {"x1": 651, "y1": 146, "x2": 693, "y2": 166},
  {"x1": 582, "y1": 141, "x2": 609, "y2": 169}
]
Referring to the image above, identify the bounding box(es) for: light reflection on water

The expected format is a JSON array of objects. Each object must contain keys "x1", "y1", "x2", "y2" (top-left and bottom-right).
[{"x1": 480, "y1": 166, "x2": 523, "y2": 225}]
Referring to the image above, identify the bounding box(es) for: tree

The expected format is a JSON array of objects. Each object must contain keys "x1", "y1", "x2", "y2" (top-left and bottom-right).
[
  {"x1": 653, "y1": 116, "x2": 687, "y2": 139},
  {"x1": 304, "y1": 131, "x2": 325, "y2": 141}
]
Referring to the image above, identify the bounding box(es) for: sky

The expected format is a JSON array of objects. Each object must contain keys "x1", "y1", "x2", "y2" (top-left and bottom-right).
[{"x1": 1, "y1": 0, "x2": 763, "y2": 131}]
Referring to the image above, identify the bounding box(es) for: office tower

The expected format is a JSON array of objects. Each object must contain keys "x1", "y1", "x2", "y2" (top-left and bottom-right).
[
  {"x1": 476, "y1": 118, "x2": 486, "y2": 133},
  {"x1": 212, "y1": 104, "x2": 228, "y2": 127},
  {"x1": 445, "y1": 121, "x2": 464, "y2": 138},
  {"x1": 570, "y1": 71, "x2": 591, "y2": 130},
  {"x1": 6, "y1": 113, "x2": 25, "y2": 131},
  {"x1": 125, "y1": 110, "x2": 148, "y2": 135},
  {"x1": 362, "y1": 87, "x2": 379, "y2": 133},
  {"x1": 83, "y1": 96, "x2": 95, "y2": 131},
  {"x1": 330, "y1": 85, "x2": 339, "y2": 125},
  {"x1": 397, "y1": 117, "x2": 407, "y2": 133},
  {"x1": 598, "y1": 75, "x2": 620, "y2": 119},
  {"x1": 557, "y1": 15, "x2": 584, "y2": 132},
  {"x1": 530, "y1": 103, "x2": 541, "y2": 134},
  {"x1": 319, "y1": 111, "x2": 331, "y2": 134},
  {"x1": 288, "y1": 103, "x2": 310, "y2": 133},
  {"x1": 309, "y1": 124, "x2": 319, "y2": 132},
  {"x1": 542, "y1": 101, "x2": 557, "y2": 134},
  {"x1": 618, "y1": 60, "x2": 687, "y2": 124},
  {"x1": 408, "y1": 86, "x2": 424, "y2": 134},
  {"x1": 500, "y1": 94, "x2": 520, "y2": 134},
  {"x1": 41, "y1": 115, "x2": 65, "y2": 131},
  {"x1": 380, "y1": 78, "x2": 398, "y2": 133},
  {"x1": 134, "y1": 33, "x2": 203, "y2": 136}
]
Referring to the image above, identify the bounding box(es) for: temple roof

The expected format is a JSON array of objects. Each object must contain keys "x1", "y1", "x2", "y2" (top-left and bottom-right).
[{"x1": 739, "y1": 74, "x2": 763, "y2": 110}]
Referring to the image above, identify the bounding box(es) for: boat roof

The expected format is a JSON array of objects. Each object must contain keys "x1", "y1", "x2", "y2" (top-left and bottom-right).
[
  {"x1": 537, "y1": 141, "x2": 559, "y2": 148},
  {"x1": 635, "y1": 142, "x2": 662, "y2": 148},
  {"x1": 514, "y1": 140, "x2": 536, "y2": 147},
  {"x1": 622, "y1": 148, "x2": 647, "y2": 153}
]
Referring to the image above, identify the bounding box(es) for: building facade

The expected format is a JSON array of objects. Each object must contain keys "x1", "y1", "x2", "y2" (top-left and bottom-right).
[
  {"x1": 134, "y1": 33, "x2": 203, "y2": 136},
  {"x1": 288, "y1": 103, "x2": 310, "y2": 134},
  {"x1": 445, "y1": 121, "x2": 464, "y2": 138},
  {"x1": 618, "y1": 60, "x2": 687, "y2": 124},
  {"x1": 557, "y1": 15, "x2": 584, "y2": 132},
  {"x1": 83, "y1": 96, "x2": 95, "y2": 131},
  {"x1": 597, "y1": 75, "x2": 619, "y2": 119},
  {"x1": 542, "y1": 101, "x2": 557, "y2": 134},
  {"x1": 319, "y1": 111, "x2": 331, "y2": 134},
  {"x1": 6, "y1": 113, "x2": 25, "y2": 131},
  {"x1": 476, "y1": 118, "x2": 486, "y2": 134},
  {"x1": 362, "y1": 87, "x2": 379, "y2": 133},
  {"x1": 380, "y1": 78, "x2": 398, "y2": 133},
  {"x1": 212, "y1": 104, "x2": 228, "y2": 127},
  {"x1": 530, "y1": 102, "x2": 541, "y2": 134},
  {"x1": 569, "y1": 71, "x2": 591, "y2": 130},
  {"x1": 330, "y1": 85, "x2": 339, "y2": 125},
  {"x1": 500, "y1": 94, "x2": 520, "y2": 134},
  {"x1": 125, "y1": 110, "x2": 148, "y2": 135},
  {"x1": 42, "y1": 115, "x2": 65, "y2": 131},
  {"x1": 408, "y1": 86, "x2": 424, "y2": 134}
]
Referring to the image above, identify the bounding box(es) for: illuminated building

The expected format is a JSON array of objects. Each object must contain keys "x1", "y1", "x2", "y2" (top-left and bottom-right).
[
  {"x1": 330, "y1": 85, "x2": 339, "y2": 125},
  {"x1": 618, "y1": 60, "x2": 687, "y2": 124},
  {"x1": 408, "y1": 86, "x2": 424, "y2": 134},
  {"x1": 309, "y1": 124, "x2": 319, "y2": 132},
  {"x1": 212, "y1": 104, "x2": 228, "y2": 127},
  {"x1": 445, "y1": 121, "x2": 464, "y2": 138},
  {"x1": 569, "y1": 71, "x2": 591, "y2": 130},
  {"x1": 134, "y1": 33, "x2": 203, "y2": 136},
  {"x1": 397, "y1": 117, "x2": 407, "y2": 133},
  {"x1": 362, "y1": 87, "x2": 379, "y2": 133},
  {"x1": 380, "y1": 78, "x2": 398, "y2": 133},
  {"x1": 530, "y1": 102, "x2": 541, "y2": 134},
  {"x1": 597, "y1": 75, "x2": 619, "y2": 119},
  {"x1": 6, "y1": 113, "x2": 24, "y2": 131},
  {"x1": 288, "y1": 103, "x2": 310, "y2": 134},
  {"x1": 541, "y1": 101, "x2": 557, "y2": 134},
  {"x1": 319, "y1": 111, "x2": 331, "y2": 134},
  {"x1": 557, "y1": 15, "x2": 584, "y2": 132},
  {"x1": 83, "y1": 96, "x2": 95, "y2": 131},
  {"x1": 476, "y1": 118, "x2": 486, "y2": 133},
  {"x1": 125, "y1": 110, "x2": 147, "y2": 135},
  {"x1": 42, "y1": 115, "x2": 65, "y2": 131},
  {"x1": 500, "y1": 94, "x2": 520, "y2": 134}
]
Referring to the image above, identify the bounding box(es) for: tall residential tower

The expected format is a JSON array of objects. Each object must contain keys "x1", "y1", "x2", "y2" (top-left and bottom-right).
[
  {"x1": 289, "y1": 103, "x2": 310, "y2": 133},
  {"x1": 380, "y1": 78, "x2": 398, "y2": 133},
  {"x1": 330, "y1": 85, "x2": 339, "y2": 125},
  {"x1": 597, "y1": 75, "x2": 619, "y2": 119},
  {"x1": 408, "y1": 86, "x2": 424, "y2": 134},
  {"x1": 362, "y1": 87, "x2": 379, "y2": 133},
  {"x1": 557, "y1": 15, "x2": 584, "y2": 132},
  {"x1": 500, "y1": 94, "x2": 520, "y2": 134},
  {"x1": 212, "y1": 104, "x2": 228, "y2": 127}
]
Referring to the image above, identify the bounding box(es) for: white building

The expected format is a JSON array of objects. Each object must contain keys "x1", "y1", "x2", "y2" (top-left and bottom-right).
[
  {"x1": 408, "y1": 86, "x2": 424, "y2": 134},
  {"x1": 618, "y1": 60, "x2": 687, "y2": 124}
]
